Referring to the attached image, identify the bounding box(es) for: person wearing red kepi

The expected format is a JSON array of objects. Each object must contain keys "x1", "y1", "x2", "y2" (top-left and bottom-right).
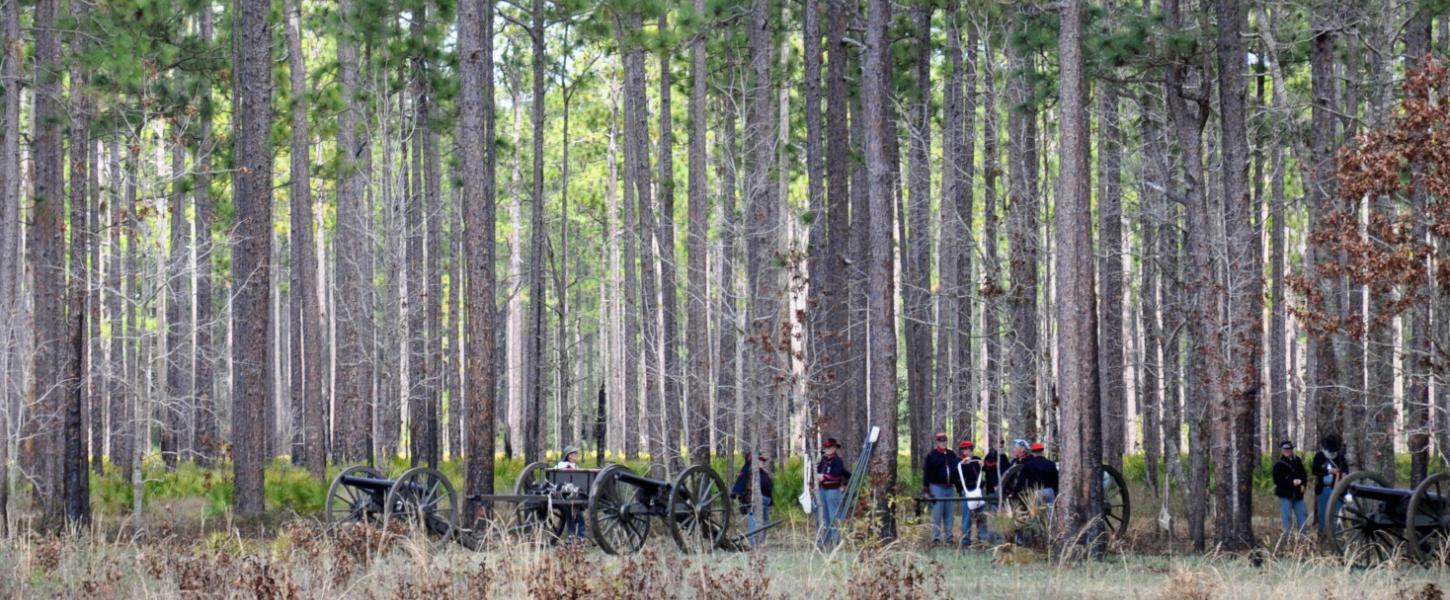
[
  {"x1": 815, "y1": 438, "x2": 850, "y2": 547},
  {"x1": 922, "y1": 431, "x2": 960, "y2": 544},
  {"x1": 954, "y1": 439, "x2": 987, "y2": 546},
  {"x1": 1007, "y1": 440, "x2": 1059, "y2": 504}
]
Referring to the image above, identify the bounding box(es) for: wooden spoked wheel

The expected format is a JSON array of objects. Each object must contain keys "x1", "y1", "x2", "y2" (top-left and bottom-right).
[
  {"x1": 1100, "y1": 464, "x2": 1131, "y2": 539},
  {"x1": 666, "y1": 465, "x2": 732, "y2": 552},
  {"x1": 382, "y1": 467, "x2": 460, "y2": 543},
  {"x1": 512, "y1": 462, "x2": 565, "y2": 543},
  {"x1": 1407, "y1": 472, "x2": 1450, "y2": 565},
  {"x1": 324, "y1": 465, "x2": 386, "y2": 529},
  {"x1": 1325, "y1": 471, "x2": 1403, "y2": 566},
  {"x1": 588, "y1": 465, "x2": 650, "y2": 555}
]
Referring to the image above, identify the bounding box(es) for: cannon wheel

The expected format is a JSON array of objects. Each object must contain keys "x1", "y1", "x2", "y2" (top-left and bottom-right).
[
  {"x1": 1101, "y1": 464, "x2": 1131, "y2": 538},
  {"x1": 589, "y1": 464, "x2": 650, "y2": 555},
  {"x1": 325, "y1": 465, "x2": 386, "y2": 528},
  {"x1": 382, "y1": 467, "x2": 460, "y2": 543},
  {"x1": 512, "y1": 462, "x2": 565, "y2": 542},
  {"x1": 1407, "y1": 472, "x2": 1450, "y2": 564},
  {"x1": 667, "y1": 465, "x2": 732, "y2": 552},
  {"x1": 1325, "y1": 471, "x2": 1404, "y2": 565}
]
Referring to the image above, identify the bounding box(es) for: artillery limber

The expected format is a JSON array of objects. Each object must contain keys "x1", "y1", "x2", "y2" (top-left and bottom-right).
[
  {"x1": 324, "y1": 466, "x2": 461, "y2": 543},
  {"x1": 472, "y1": 462, "x2": 734, "y2": 555},
  {"x1": 1324, "y1": 471, "x2": 1449, "y2": 565}
]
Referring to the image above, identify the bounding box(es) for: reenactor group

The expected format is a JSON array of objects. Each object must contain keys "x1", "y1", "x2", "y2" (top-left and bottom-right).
[{"x1": 921, "y1": 432, "x2": 1059, "y2": 546}]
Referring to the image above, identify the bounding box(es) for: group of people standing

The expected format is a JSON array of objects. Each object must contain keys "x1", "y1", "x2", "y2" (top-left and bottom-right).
[
  {"x1": 1272, "y1": 433, "x2": 1349, "y2": 538},
  {"x1": 923, "y1": 433, "x2": 1058, "y2": 546}
]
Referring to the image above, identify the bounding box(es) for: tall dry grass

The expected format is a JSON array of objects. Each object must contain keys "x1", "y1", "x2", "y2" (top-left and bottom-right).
[{"x1": 0, "y1": 517, "x2": 1445, "y2": 599}]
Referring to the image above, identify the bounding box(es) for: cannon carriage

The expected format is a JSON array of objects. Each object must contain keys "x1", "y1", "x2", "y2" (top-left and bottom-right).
[
  {"x1": 323, "y1": 465, "x2": 461, "y2": 543},
  {"x1": 1324, "y1": 471, "x2": 1449, "y2": 565},
  {"x1": 324, "y1": 461, "x2": 734, "y2": 555},
  {"x1": 499, "y1": 462, "x2": 733, "y2": 555}
]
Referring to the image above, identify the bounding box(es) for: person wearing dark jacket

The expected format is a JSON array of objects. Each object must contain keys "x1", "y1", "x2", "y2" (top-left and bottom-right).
[
  {"x1": 955, "y1": 440, "x2": 988, "y2": 545},
  {"x1": 815, "y1": 438, "x2": 850, "y2": 547},
  {"x1": 981, "y1": 449, "x2": 1003, "y2": 496},
  {"x1": 1005, "y1": 441, "x2": 1058, "y2": 504},
  {"x1": 1022, "y1": 442, "x2": 1059, "y2": 503},
  {"x1": 922, "y1": 432, "x2": 961, "y2": 544},
  {"x1": 1273, "y1": 440, "x2": 1310, "y2": 537},
  {"x1": 1311, "y1": 433, "x2": 1348, "y2": 534},
  {"x1": 732, "y1": 453, "x2": 774, "y2": 546}
]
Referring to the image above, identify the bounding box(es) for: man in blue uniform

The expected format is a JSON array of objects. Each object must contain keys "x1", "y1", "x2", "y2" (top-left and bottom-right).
[
  {"x1": 816, "y1": 438, "x2": 850, "y2": 547},
  {"x1": 922, "y1": 432, "x2": 960, "y2": 544}
]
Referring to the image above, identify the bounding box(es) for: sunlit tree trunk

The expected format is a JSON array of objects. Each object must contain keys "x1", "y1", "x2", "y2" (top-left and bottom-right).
[
  {"x1": 459, "y1": 0, "x2": 499, "y2": 512},
  {"x1": 232, "y1": 0, "x2": 274, "y2": 516}
]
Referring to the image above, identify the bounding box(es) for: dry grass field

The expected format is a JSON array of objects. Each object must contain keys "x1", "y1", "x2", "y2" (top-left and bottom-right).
[{"x1": 0, "y1": 514, "x2": 1445, "y2": 599}]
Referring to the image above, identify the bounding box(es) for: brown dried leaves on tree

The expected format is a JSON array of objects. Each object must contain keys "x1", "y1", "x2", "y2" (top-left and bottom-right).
[{"x1": 1296, "y1": 57, "x2": 1449, "y2": 337}]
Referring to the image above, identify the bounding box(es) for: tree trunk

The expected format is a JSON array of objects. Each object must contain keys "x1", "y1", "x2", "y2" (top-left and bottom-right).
[
  {"x1": 165, "y1": 130, "x2": 190, "y2": 470},
  {"x1": 504, "y1": 66, "x2": 525, "y2": 459},
  {"x1": 686, "y1": 0, "x2": 712, "y2": 466},
  {"x1": 30, "y1": 0, "x2": 65, "y2": 516},
  {"x1": 1006, "y1": 3, "x2": 1039, "y2": 443},
  {"x1": 459, "y1": 0, "x2": 499, "y2": 516},
  {"x1": 817, "y1": 0, "x2": 851, "y2": 447},
  {"x1": 1054, "y1": 0, "x2": 1100, "y2": 551},
  {"x1": 232, "y1": 0, "x2": 274, "y2": 516},
  {"x1": 1097, "y1": 20, "x2": 1125, "y2": 472},
  {"x1": 0, "y1": 0, "x2": 20, "y2": 534},
  {"x1": 523, "y1": 0, "x2": 547, "y2": 466},
  {"x1": 335, "y1": 0, "x2": 374, "y2": 464},
  {"x1": 284, "y1": 0, "x2": 322, "y2": 479},
  {"x1": 408, "y1": 4, "x2": 438, "y2": 469},
  {"x1": 1139, "y1": 87, "x2": 1166, "y2": 497},
  {"x1": 1405, "y1": 7, "x2": 1433, "y2": 487},
  {"x1": 715, "y1": 56, "x2": 740, "y2": 459},
  {"x1": 1215, "y1": 0, "x2": 1258, "y2": 550},
  {"x1": 1165, "y1": 0, "x2": 1210, "y2": 550},
  {"x1": 862, "y1": 0, "x2": 899, "y2": 541},
  {"x1": 656, "y1": 10, "x2": 683, "y2": 474},
  {"x1": 617, "y1": 13, "x2": 661, "y2": 471},
  {"x1": 904, "y1": 0, "x2": 934, "y2": 465},
  {"x1": 616, "y1": 62, "x2": 641, "y2": 461},
  {"x1": 1307, "y1": 0, "x2": 1342, "y2": 449},
  {"x1": 377, "y1": 71, "x2": 402, "y2": 463},
  {"x1": 981, "y1": 29, "x2": 1002, "y2": 449},
  {"x1": 951, "y1": 6, "x2": 977, "y2": 443},
  {"x1": 742, "y1": 0, "x2": 783, "y2": 521},
  {"x1": 63, "y1": 0, "x2": 91, "y2": 521},
  {"x1": 193, "y1": 0, "x2": 218, "y2": 466}
]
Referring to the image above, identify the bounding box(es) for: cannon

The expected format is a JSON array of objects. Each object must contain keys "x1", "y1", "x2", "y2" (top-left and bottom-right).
[
  {"x1": 324, "y1": 466, "x2": 460, "y2": 543},
  {"x1": 473, "y1": 462, "x2": 733, "y2": 555},
  {"x1": 998, "y1": 463, "x2": 1131, "y2": 546},
  {"x1": 1325, "y1": 471, "x2": 1449, "y2": 565}
]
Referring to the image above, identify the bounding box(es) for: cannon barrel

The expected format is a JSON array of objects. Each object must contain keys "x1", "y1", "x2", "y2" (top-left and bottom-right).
[
  {"x1": 1345, "y1": 482, "x2": 1415, "y2": 503},
  {"x1": 339, "y1": 474, "x2": 396, "y2": 491}
]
